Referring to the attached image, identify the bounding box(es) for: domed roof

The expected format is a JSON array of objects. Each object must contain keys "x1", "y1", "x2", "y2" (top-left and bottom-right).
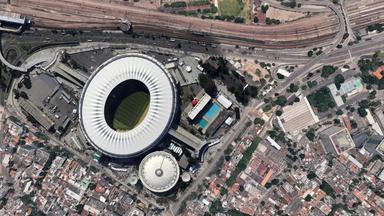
[{"x1": 139, "y1": 151, "x2": 180, "y2": 193}]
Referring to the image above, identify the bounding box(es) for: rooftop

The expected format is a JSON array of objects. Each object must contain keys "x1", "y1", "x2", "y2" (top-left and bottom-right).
[
  {"x1": 320, "y1": 126, "x2": 355, "y2": 155},
  {"x1": 138, "y1": 151, "x2": 180, "y2": 193},
  {"x1": 277, "y1": 96, "x2": 319, "y2": 133}
]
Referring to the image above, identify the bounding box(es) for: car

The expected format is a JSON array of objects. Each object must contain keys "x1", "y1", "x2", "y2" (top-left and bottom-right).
[
  {"x1": 167, "y1": 57, "x2": 178, "y2": 62},
  {"x1": 189, "y1": 164, "x2": 200, "y2": 174},
  {"x1": 197, "y1": 65, "x2": 204, "y2": 72}
]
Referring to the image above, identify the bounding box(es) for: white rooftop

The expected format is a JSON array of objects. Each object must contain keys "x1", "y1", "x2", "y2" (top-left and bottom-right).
[
  {"x1": 188, "y1": 93, "x2": 211, "y2": 120},
  {"x1": 217, "y1": 94, "x2": 232, "y2": 109},
  {"x1": 277, "y1": 68, "x2": 291, "y2": 77},
  {"x1": 139, "y1": 151, "x2": 180, "y2": 193},
  {"x1": 277, "y1": 96, "x2": 319, "y2": 133},
  {"x1": 79, "y1": 53, "x2": 177, "y2": 158}
]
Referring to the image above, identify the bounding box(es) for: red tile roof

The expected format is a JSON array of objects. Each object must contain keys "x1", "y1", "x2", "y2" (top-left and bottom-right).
[{"x1": 372, "y1": 66, "x2": 384, "y2": 80}]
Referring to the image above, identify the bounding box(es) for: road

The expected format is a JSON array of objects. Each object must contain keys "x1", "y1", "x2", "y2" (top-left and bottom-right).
[{"x1": 170, "y1": 108, "x2": 252, "y2": 214}]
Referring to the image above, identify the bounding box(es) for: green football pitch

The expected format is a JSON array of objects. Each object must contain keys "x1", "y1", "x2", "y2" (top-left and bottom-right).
[{"x1": 112, "y1": 92, "x2": 150, "y2": 131}]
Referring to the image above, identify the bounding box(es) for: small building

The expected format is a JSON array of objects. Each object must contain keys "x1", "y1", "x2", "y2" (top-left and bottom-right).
[
  {"x1": 320, "y1": 126, "x2": 355, "y2": 155},
  {"x1": 328, "y1": 84, "x2": 344, "y2": 107},
  {"x1": 366, "y1": 109, "x2": 383, "y2": 136},
  {"x1": 376, "y1": 139, "x2": 384, "y2": 156},
  {"x1": 225, "y1": 117, "x2": 234, "y2": 126},
  {"x1": 266, "y1": 136, "x2": 281, "y2": 150},
  {"x1": 338, "y1": 78, "x2": 363, "y2": 96},
  {"x1": 168, "y1": 126, "x2": 203, "y2": 150},
  {"x1": 372, "y1": 65, "x2": 384, "y2": 80},
  {"x1": 217, "y1": 94, "x2": 232, "y2": 109},
  {"x1": 277, "y1": 96, "x2": 319, "y2": 134},
  {"x1": 328, "y1": 78, "x2": 363, "y2": 107},
  {"x1": 165, "y1": 62, "x2": 177, "y2": 69},
  {"x1": 277, "y1": 68, "x2": 291, "y2": 77}
]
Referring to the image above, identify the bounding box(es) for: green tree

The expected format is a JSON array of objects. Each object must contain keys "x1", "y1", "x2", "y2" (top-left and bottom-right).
[
  {"x1": 276, "y1": 110, "x2": 283, "y2": 116},
  {"x1": 209, "y1": 200, "x2": 224, "y2": 214},
  {"x1": 307, "y1": 87, "x2": 335, "y2": 112},
  {"x1": 261, "y1": 4, "x2": 269, "y2": 13},
  {"x1": 306, "y1": 128, "x2": 316, "y2": 141},
  {"x1": 334, "y1": 74, "x2": 345, "y2": 89},
  {"x1": 304, "y1": 195, "x2": 313, "y2": 202},
  {"x1": 357, "y1": 108, "x2": 367, "y2": 117},
  {"x1": 273, "y1": 96, "x2": 287, "y2": 106},
  {"x1": 307, "y1": 50, "x2": 314, "y2": 57},
  {"x1": 288, "y1": 83, "x2": 299, "y2": 93},
  {"x1": 307, "y1": 171, "x2": 317, "y2": 179},
  {"x1": 254, "y1": 117, "x2": 265, "y2": 126},
  {"x1": 198, "y1": 74, "x2": 217, "y2": 96},
  {"x1": 321, "y1": 65, "x2": 336, "y2": 78}
]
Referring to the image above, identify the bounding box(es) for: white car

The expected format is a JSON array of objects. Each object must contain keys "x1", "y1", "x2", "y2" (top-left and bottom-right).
[{"x1": 197, "y1": 65, "x2": 204, "y2": 72}]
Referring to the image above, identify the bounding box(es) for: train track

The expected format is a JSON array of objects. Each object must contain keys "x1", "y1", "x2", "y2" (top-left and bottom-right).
[{"x1": 2, "y1": 0, "x2": 384, "y2": 48}]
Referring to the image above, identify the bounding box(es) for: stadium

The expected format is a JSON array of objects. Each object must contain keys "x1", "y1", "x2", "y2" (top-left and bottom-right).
[{"x1": 79, "y1": 53, "x2": 177, "y2": 158}]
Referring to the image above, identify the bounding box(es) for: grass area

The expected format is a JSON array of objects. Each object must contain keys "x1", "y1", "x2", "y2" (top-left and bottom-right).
[
  {"x1": 112, "y1": 92, "x2": 150, "y2": 131},
  {"x1": 240, "y1": 0, "x2": 252, "y2": 23},
  {"x1": 226, "y1": 136, "x2": 261, "y2": 186},
  {"x1": 219, "y1": 0, "x2": 244, "y2": 17}
]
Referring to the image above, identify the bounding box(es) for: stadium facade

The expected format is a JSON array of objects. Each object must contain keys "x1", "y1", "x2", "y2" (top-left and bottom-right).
[{"x1": 79, "y1": 53, "x2": 177, "y2": 158}]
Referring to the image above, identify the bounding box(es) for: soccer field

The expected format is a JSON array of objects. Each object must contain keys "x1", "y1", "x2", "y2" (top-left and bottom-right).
[{"x1": 112, "y1": 92, "x2": 150, "y2": 131}]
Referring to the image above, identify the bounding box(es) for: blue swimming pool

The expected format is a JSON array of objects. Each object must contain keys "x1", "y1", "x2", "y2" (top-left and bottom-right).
[
  {"x1": 198, "y1": 118, "x2": 208, "y2": 128},
  {"x1": 204, "y1": 103, "x2": 221, "y2": 120}
]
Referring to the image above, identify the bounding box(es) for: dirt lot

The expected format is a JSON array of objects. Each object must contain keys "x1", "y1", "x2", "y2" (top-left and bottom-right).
[
  {"x1": 266, "y1": 6, "x2": 307, "y2": 22},
  {"x1": 239, "y1": 59, "x2": 269, "y2": 81}
]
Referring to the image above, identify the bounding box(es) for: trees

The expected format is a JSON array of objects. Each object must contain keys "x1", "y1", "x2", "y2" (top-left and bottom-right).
[
  {"x1": 273, "y1": 96, "x2": 287, "y2": 107},
  {"x1": 321, "y1": 65, "x2": 337, "y2": 78},
  {"x1": 288, "y1": 83, "x2": 299, "y2": 93},
  {"x1": 357, "y1": 107, "x2": 367, "y2": 117},
  {"x1": 261, "y1": 4, "x2": 269, "y2": 13},
  {"x1": 198, "y1": 74, "x2": 217, "y2": 96},
  {"x1": 307, "y1": 80, "x2": 317, "y2": 88},
  {"x1": 254, "y1": 117, "x2": 265, "y2": 126},
  {"x1": 19, "y1": 91, "x2": 29, "y2": 100},
  {"x1": 334, "y1": 74, "x2": 345, "y2": 89},
  {"x1": 307, "y1": 171, "x2": 317, "y2": 180},
  {"x1": 304, "y1": 195, "x2": 313, "y2": 202},
  {"x1": 359, "y1": 100, "x2": 370, "y2": 109},
  {"x1": 306, "y1": 128, "x2": 316, "y2": 141},
  {"x1": 234, "y1": 107, "x2": 240, "y2": 119},
  {"x1": 307, "y1": 87, "x2": 335, "y2": 112},
  {"x1": 307, "y1": 50, "x2": 314, "y2": 57}
]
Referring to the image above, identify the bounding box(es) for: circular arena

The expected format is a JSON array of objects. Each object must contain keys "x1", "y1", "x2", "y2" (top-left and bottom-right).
[{"x1": 79, "y1": 53, "x2": 177, "y2": 158}]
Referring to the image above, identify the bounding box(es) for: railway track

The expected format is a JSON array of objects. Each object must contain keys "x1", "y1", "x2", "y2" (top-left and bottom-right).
[{"x1": 2, "y1": 0, "x2": 384, "y2": 48}]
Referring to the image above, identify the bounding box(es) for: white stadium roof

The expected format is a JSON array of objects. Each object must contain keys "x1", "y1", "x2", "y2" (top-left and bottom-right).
[
  {"x1": 79, "y1": 53, "x2": 177, "y2": 158},
  {"x1": 139, "y1": 151, "x2": 180, "y2": 193}
]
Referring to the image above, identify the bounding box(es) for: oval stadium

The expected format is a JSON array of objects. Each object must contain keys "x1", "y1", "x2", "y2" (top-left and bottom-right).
[{"x1": 79, "y1": 53, "x2": 177, "y2": 158}]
